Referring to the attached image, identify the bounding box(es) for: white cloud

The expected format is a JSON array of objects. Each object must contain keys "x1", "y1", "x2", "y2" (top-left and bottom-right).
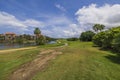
[
  {"x1": 40, "y1": 15, "x2": 82, "y2": 38},
  {"x1": 46, "y1": 15, "x2": 72, "y2": 26},
  {"x1": 24, "y1": 19, "x2": 45, "y2": 28},
  {"x1": 55, "y1": 4, "x2": 66, "y2": 12},
  {"x1": 0, "y1": 11, "x2": 80, "y2": 37},
  {"x1": 0, "y1": 11, "x2": 27, "y2": 30},
  {"x1": 42, "y1": 23, "x2": 82, "y2": 38},
  {"x1": 0, "y1": 11, "x2": 45, "y2": 33},
  {"x1": 76, "y1": 4, "x2": 120, "y2": 31}
]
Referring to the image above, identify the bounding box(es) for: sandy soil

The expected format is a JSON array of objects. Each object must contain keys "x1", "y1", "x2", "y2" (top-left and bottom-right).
[{"x1": 0, "y1": 47, "x2": 37, "y2": 54}]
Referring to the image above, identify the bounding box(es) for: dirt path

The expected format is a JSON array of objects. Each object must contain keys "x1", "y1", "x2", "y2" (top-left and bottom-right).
[
  {"x1": 0, "y1": 47, "x2": 37, "y2": 54},
  {"x1": 9, "y1": 49, "x2": 62, "y2": 80}
]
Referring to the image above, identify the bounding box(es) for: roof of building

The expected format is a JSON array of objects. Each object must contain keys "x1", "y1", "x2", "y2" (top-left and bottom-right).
[{"x1": 5, "y1": 32, "x2": 16, "y2": 35}]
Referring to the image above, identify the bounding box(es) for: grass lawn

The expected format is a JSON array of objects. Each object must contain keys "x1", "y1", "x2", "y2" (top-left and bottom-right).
[
  {"x1": 0, "y1": 42, "x2": 64, "y2": 80},
  {"x1": 32, "y1": 41, "x2": 120, "y2": 80},
  {"x1": 0, "y1": 41, "x2": 120, "y2": 80},
  {"x1": 0, "y1": 47, "x2": 40, "y2": 80}
]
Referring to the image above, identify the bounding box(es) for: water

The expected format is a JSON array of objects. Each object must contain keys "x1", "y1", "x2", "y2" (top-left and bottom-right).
[
  {"x1": 0, "y1": 43, "x2": 35, "y2": 50},
  {"x1": 48, "y1": 41, "x2": 56, "y2": 44},
  {"x1": 0, "y1": 41, "x2": 56, "y2": 50}
]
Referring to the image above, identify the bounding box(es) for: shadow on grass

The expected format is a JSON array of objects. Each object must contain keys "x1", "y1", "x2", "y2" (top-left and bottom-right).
[
  {"x1": 100, "y1": 48, "x2": 120, "y2": 64},
  {"x1": 105, "y1": 54, "x2": 120, "y2": 64},
  {"x1": 93, "y1": 45, "x2": 120, "y2": 64}
]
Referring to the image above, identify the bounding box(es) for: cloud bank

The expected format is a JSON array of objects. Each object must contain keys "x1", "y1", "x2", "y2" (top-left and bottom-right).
[
  {"x1": 0, "y1": 11, "x2": 45, "y2": 33},
  {"x1": 1, "y1": 4, "x2": 120, "y2": 38},
  {"x1": 76, "y1": 4, "x2": 120, "y2": 31},
  {"x1": 0, "y1": 11, "x2": 81, "y2": 38}
]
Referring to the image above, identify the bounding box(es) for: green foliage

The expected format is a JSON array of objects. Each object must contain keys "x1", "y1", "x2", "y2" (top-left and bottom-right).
[
  {"x1": 67, "y1": 37, "x2": 78, "y2": 41},
  {"x1": 0, "y1": 35, "x2": 5, "y2": 42},
  {"x1": 93, "y1": 24, "x2": 105, "y2": 32},
  {"x1": 23, "y1": 34, "x2": 34, "y2": 40},
  {"x1": 93, "y1": 31, "x2": 113, "y2": 48},
  {"x1": 15, "y1": 35, "x2": 24, "y2": 44},
  {"x1": 45, "y1": 36, "x2": 57, "y2": 42},
  {"x1": 34, "y1": 28, "x2": 41, "y2": 35},
  {"x1": 80, "y1": 31, "x2": 95, "y2": 41},
  {"x1": 93, "y1": 26, "x2": 120, "y2": 52},
  {"x1": 36, "y1": 35, "x2": 46, "y2": 45},
  {"x1": 34, "y1": 28, "x2": 46, "y2": 45},
  {"x1": 112, "y1": 33, "x2": 120, "y2": 52}
]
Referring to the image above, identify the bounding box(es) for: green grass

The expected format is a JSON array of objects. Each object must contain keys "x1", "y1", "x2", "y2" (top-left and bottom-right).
[
  {"x1": 0, "y1": 42, "x2": 64, "y2": 80},
  {"x1": 32, "y1": 41, "x2": 120, "y2": 80},
  {"x1": 0, "y1": 47, "x2": 41, "y2": 80},
  {"x1": 0, "y1": 41, "x2": 120, "y2": 80}
]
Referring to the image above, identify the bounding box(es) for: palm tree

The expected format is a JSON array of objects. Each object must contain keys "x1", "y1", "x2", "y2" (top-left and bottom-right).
[
  {"x1": 93, "y1": 24, "x2": 105, "y2": 32},
  {"x1": 34, "y1": 27, "x2": 41, "y2": 39},
  {"x1": 99, "y1": 24, "x2": 105, "y2": 31},
  {"x1": 93, "y1": 24, "x2": 99, "y2": 32}
]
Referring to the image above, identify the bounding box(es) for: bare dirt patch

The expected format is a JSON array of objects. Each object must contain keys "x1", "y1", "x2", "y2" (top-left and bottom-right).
[
  {"x1": 0, "y1": 47, "x2": 37, "y2": 54},
  {"x1": 9, "y1": 49, "x2": 62, "y2": 80}
]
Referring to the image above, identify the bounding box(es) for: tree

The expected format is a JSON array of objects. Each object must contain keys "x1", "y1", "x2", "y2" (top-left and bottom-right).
[
  {"x1": 80, "y1": 31, "x2": 95, "y2": 41},
  {"x1": 15, "y1": 35, "x2": 24, "y2": 44},
  {"x1": 93, "y1": 26, "x2": 120, "y2": 51},
  {"x1": 93, "y1": 24, "x2": 105, "y2": 32},
  {"x1": 99, "y1": 24, "x2": 105, "y2": 31},
  {"x1": 34, "y1": 28, "x2": 41, "y2": 39},
  {"x1": 112, "y1": 33, "x2": 120, "y2": 52},
  {"x1": 34, "y1": 28, "x2": 46, "y2": 45},
  {"x1": 36, "y1": 35, "x2": 46, "y2": 45},
  {"x1": 67, "y1": 37, "x2": 78, "y2": 41}
]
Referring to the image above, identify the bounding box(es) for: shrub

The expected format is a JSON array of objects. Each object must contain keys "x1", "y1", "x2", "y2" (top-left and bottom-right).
[
  {"x1": 92, "y1": 31, "x2": 106, "y2": 47},
  {"x1": 112, "y1": 33, "x2": 120, "y2": 52},
  {"x1": 93, "y1": 26, "x2": 120, "y2": 52},
  {"x1": 80, "y1": 31, "x2": 95, "y2": 41},
  {"x1": 15, "y1": 35, "x2": 24, "y2": 44}
]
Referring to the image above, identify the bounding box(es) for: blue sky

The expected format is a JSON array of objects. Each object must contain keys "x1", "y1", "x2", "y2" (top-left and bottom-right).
[{"x1": 0, "y1": 0, "x2": 120, "y2": 38}]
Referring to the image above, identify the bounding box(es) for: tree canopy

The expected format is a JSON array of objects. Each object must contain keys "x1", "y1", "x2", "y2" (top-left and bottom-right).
[
  {"x1": 93, "y1": 26, "x2": 120, "y2": 52},
  {"x1": 34, "y1": 28, "x2": 41, "y2": 35},
  {"x1": 80, "y1": 31, "x2": 95, "y2": 41},
  {"x1": 93, "y1": 24, "x2": 105, "y2": 32}
]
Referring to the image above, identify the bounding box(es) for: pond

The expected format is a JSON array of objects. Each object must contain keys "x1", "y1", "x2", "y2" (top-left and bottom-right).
[
  {"x1": 47, "y1": 41, "x2": 56, "y2": 44},
  {"x1": 0, "y1": 41, "x2": 56, "y2": 50},
  {"x1": 0, "y1": 43, "x2": 36, "y2": 50}
]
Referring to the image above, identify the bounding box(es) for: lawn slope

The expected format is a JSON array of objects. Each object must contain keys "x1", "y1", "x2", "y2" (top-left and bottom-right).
[
  {"x1": 0, "y1": 47, "x2": 40, "y2": 80},
  {"x1": 32, "y1": 41, "x2": 120, "y2": 80}
]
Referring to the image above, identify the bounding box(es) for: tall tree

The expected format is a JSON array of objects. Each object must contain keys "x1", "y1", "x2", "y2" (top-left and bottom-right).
[
  {"x1": 99, "y1": 24, "x2": 105, "y2": 31},
  {"x1": 34, "y1": 28, "x2": 41, "y2": 38},
  {"x1": 93, "y1": 24, "x2": 105, "y2": 32},
  {"x1": 34, "y1": 28, "x2": 46, "y2": 45}
]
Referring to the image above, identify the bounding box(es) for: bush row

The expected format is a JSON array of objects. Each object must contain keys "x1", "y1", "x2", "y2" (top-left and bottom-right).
[{"x1": 93, "y1": 26, "x2": 120, "y2": 52}]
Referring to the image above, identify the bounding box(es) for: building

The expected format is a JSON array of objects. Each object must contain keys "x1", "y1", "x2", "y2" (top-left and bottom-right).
[
  {"x1": 5, "y1": 32, "x2": 16, "y2": 41},
  {"x1": 0, "y1": 32, "x2": 36, "y2": 43}
]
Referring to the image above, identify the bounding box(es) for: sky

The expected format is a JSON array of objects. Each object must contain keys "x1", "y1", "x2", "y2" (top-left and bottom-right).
[{"x1": 0, "y1": 0, "x2": 120, "y2": 38}]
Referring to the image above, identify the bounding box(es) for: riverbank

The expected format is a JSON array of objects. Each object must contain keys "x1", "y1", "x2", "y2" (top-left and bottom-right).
[{"x1": 0, "y1": 47, "x2": 37, "y2": 53}]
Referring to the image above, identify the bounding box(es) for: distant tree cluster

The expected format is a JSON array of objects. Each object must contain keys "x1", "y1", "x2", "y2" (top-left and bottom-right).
[
  {"x1": 45, "y1": 36, "x2": 57, "y2": 42},
  {"x1": 93, "y1": 24, "x2": 105, "y2": 32},
  {"x1": 67, "y1": 37, "x2": 78, "y2": 41},
  {"x1": 15, "y1": 34, "x2": 35, "y2": 44}
]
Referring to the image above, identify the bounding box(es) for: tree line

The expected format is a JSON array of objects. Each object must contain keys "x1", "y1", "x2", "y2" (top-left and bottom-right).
[{"x1": 80, "y1": 24, "x2": 120, "y2": 53}]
